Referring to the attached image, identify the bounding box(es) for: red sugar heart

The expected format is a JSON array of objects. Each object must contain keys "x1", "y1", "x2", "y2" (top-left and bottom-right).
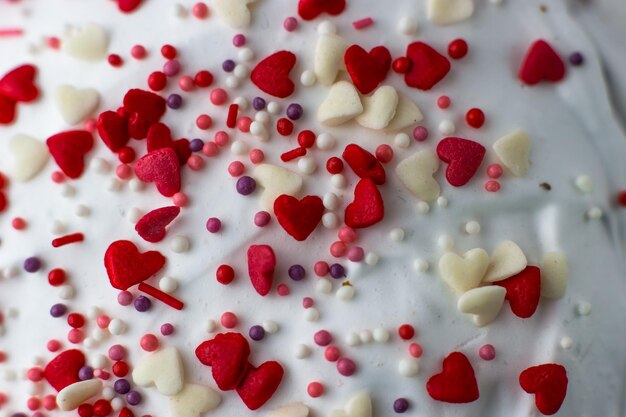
[
  {"x1": 0, "y1": 64, "x2": 39, "y2": 103},
  {"x1": 436, "y1": 137, "x2": 486, "y2": 187},
  {"x1": 46, "y1": 130, "x2": 94, "y2": 179},
  {"x1": 405, "y1": 42, "x2": 451, "y2": 91},
  {"x1": 147, "y1": 122, "x2": 191, "y2": 165},
  {"x1": 519, "y1": 364, "x2": 568, "y2": 415},
  {"x1": 134, "y1": 148, "x2": 181, "y2": 197},
  {"x1": 236, "y1": 361, "x2": 284, "y2": 410},
  {"x1": 345, "y1": 45, "x2": 391, "y2": 95},
  {"x1": 342, "y1": 144, "x2": 386, "y2": 185},
  {"x1": 0, "y1": 192, "x2": 7, "y2": 212},
  {"x1": 135, "y1": 206, "x2": 181, "y2": 243},
  {"x1": 298, "y1": 0, "x2": 346, "y2": 20},
  {"x1": 427, "y1": 352, "x2": 479, "y2": 403},
  {"x1": 251, "y1": 51, "x2": 296, "y2": 99},
  {"x1": 97, "y1": 110, "x2": 130, "y2": 153},
  {"x1": 519, "y1": 40, "x2": 566, "y2": 86},
  {"x1": 495, "y1": 265, "x2": 541, "y2": 319},
  {"x1": 0, "y1": 95, "x2": 17, "y2": 125},
  {"x1": 195, "y1": 332, "x2": 251, "y2": 391},
  {"x1": 118, "y1": 0, "x2": 142, "y2": 13},
  {"x1": 247, "y1": 244, "x2": 276, "y2": 296},
  {"x1": 123, "y1": 89, "x2": 166, "y2": 139},
  {"x1": 274, "y1": 195, "x2": 324, "y2": 241},
  {"x1": 104, "y1": 240, "x2": 166, "y2": 290},
  {"x1": 44, "y1": 349, "x2": 86, "y2": 391},
  {"x1": 345, "y1": 178, "x2": 384, "y2": 229}
]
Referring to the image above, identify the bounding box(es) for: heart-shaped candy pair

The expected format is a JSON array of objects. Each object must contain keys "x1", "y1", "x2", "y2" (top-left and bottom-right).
[
  {"x1": 438, "y1": 248, "x2": 489, "y2": 295},
  {"x1": 298, "y1": 0, "x2": 346, "y2": 20},
  {"x1": 123, "y1": 88, "x2": 167, "y2": 139},
  {"x1": 147, "y1": 122, "x2": 191, "y2": 165}
]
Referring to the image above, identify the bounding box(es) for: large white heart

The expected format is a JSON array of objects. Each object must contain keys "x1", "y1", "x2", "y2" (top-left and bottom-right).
[
  {"x1": 62, "y1": 23, "x2": 109, "y2": 61},
  {"x1": 427, "y1": 0, "x2": 474, "y2": 25},
  {"x1": 55, "y1": 85, "x2": 100, "y2": 125},
  {"x1": 493, "y1": 130, "x2": 531, "y2": 177},
  {"x1": 9, "y1": 134, "x2": 49, "y2": 182},
  {"x1": 329, "y1": 392, "x2": 372, "y2": 417},
  {"x1": 212, "y1": 0, "x2": 256, "y2": 29},
  {"x1": 356, "y1": 85, "x2": 398, "y2": 130},
  {"x1": 253, "y1": 164, "x2": 303, "y2": 212},
  {"x1": 396, "y1": 150, "x2": 441, "y2": 203},
  {"x1": 540, "y1": 252, "x2": 568, "y2": 299},
  {"x1": 315, "y1": 33, "x2": 348, "y2": 86},
  {"x1": 384, "y1": 93, "x2": 423, "y2": 132},
  {"x1": 132, "y1": 347, "x2": 184, "y2": 396},
  {"x1": 483, "y1": 240, "x2": 527, "y2": 282},
  {"x1": 169, "y1": 384, "x2": 221, "y2": 417},
  {"x1": 439, "y1": 248, "x2": 489, "y2": 295},
  {"x1": 56, "y1": 379, "x2": 103, "y2": 411},
  {"x1": 458, "y1": 286, "x2": 506, "y2": 327},
  {"x1": 317, "y1": 81, "x2": 363, "y2": 126}
]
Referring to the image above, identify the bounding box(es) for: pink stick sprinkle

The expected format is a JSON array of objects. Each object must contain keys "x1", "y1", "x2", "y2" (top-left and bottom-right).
[
  {"x1": 352, "y1": 18, "x2": 374, "y2": 30},
  {"x1": 0, "y1": 28, "x2": 24, "y2": 37}
]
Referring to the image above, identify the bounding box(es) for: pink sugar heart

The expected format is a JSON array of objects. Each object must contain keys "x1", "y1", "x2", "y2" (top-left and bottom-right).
[
  {"x1": 436, "y1": 137, "x2": 485, "y2": 187},
  {"x1": 134, "y1": 148, "x2": 181, "y2": 197}
]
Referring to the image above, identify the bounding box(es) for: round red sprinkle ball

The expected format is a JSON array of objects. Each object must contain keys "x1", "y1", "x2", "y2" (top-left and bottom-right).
[
  {"x1": 51, "y1": 171, "x2": 65, "y2": 183},
  {"x1": 27, "y1": 396, "x2": 41, "y2": 411},
  {"x1": 326, "y1": 157, "x2": 344, "y2": 174},
  {"x1": 392, "y1": 57, "x2": 411, "y2": 74},
  {"x1": 398, "y1": 324, "x2": 415, "y2": 340},
  {"x1": 277, "y1": 284, "x2": 290, "y2": 296},
  {"x1": 118, "y1": 147, "x2": 136, "y2": 164},
  {"x1": 179, "y1": 76, "x2": 195, "y2": 92},
  {"x1": 194, "y1": 70, "x2": 214, "y2": 87},
  {"x1": 84, "y1": 118, "x2": 97, "y2": 133},
  {"x1": 330, "y1": 241, "x2": 347, "y2": 257},
  {"x1": 466, "y1": 107, "x2": 485, "y2": 128},
  {"x1": 336, "y1": 357, "x2": 357, "y2": 376},
  {"x1": 249, "y1": 149, "x2": 265, "y2": 164},
  {"x1": 42, "y1": 395, "x2": 57, "y2": 410},
  {"x1": 437, "y1": 95, "x2": 451, "y2": 109},
  {"x1": 12, "y1": 217, "x2": 27, "y2": 230},
  {"x1": 93, "y1": 399, "x2": 112, "y2": 417},
  {"x1": 216, "y1": 264, "x2": 235, "y2": 285},
  {"x1": 448, "y1": 38, "x2": 468, "y2": 59},
  {"x1": 228, "y1": 161, "x2": 245, "y2": 177},
  {"x1": 324, "y1": 345, "x2": 341, "y2": 362},
  {"x1": 302, "y1": 297, "x2": 314, "y2": 308},
  {"x1": 408, "y1": 342, "x2": 423, "y2": 358},
  {"x1": 196, "y1": 114, "x2": 212, "y2": 130},
  {"x1": 203, "y1": 141, "x2": 219, "y2": 157},
  {"x1": 375, "y1": 144, "x2": 394, "y2": 163},
  {"x1": 276, "y1": 118, "x2": 294, "y2": 136},
  {"x1": 298, "y1": 130, "x2": 316, "y2": 148},
  {"x1": 148, "y1": 71, "x2": 167, "y2": 91},
  {"x1": 485, "y1": 180, "x2": 501, "y2": 192},
  {"x1": 67, "y1": 313, "x2": 85, "y2": 328},
  {"x1": 618, "y1": 190, "x2": 626, "y2": 207},
  {"x1": 26, "y1": 367, "x2": 44, "y2": 382},
  {"x1": 140, "y1": 334, "x2": 159, "y2": 352},
  {"x1": 96, "y1": 315, "x2": 111, "y2": 329},
  {"x1": 284, "y1": 16, "x2": 298, "y2": 31},
  {"x1": 221, "y1": 312, "x2": 238, "y2": 328},
  {"x1": 47, "y1": 340, "x2": 61, "y2": 352},
  {"x1": 48, "y1": 268, "x2": 66, "y2": 286},
  {"x1": 487, "y1": 163, "x2": 503, "y2": 179},
  {"x1": 314, "y1": 261, "x2": 329, "y2": 276},
  {"x1": 107, "y1": 54, "x2": 123, "y2": 67},
  {"x1": 130, "y1": 44, "x2": 147, "y2": 60},
  {"x1": 307, "y1": 382, "x2": 324, "y2": 398},
  {"x1": 78, "y1": 403, "x2": 94, "y2": 417},
  {"x1": 210, "y1": 88, "x2": 228, "y2": 105},
  {"x1": 46, "y1": 36, "x2": 60, "y2": 49},
  {"x1": 161, "y1": 44, "x2": 177, "y2": 59},
  {"x1": 112, "y1": 361, "x2": 129, "y2": 377},
  {"x1": 116, "y1": 164, "x2": 132, "y2": 180},
  {"x1": 192, "y1": 2, "x2": 209, "y2": 19},
  {"x1": 187, "y1": 155, "x2": 205, "y2": 171},
  {"x1": 238, "y1": 116, "x2": 252, "y2": 132},
  {"x1": 67, "y1": 328, "x2": 84, "y2": 344},
  {"x1": 215, "y1": 131, "x2": 230, "y2": 146}
]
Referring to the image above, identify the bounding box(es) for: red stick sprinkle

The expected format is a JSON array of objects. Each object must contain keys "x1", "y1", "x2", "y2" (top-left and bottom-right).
[
  {"x1": 52, "y1": 233, "x2": 84, "y2": 247},
  {"x1": 281, "y1": 147, "x2": 307, "y2": 162},
  {"x1": 226, "y1": 104, "x2": 239, "y2": 128},
  {"x1": 138, "y1": 282, "x2": 185, "y2": 310},
  {"x1": 352, "y1": 18, "x2": 374, "y2": 30},
  {"x1": 0, "y1": 28, "x2": 24, "y2": 37}
]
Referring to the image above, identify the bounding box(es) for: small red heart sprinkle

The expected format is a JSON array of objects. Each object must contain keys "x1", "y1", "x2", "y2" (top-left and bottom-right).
[
  {"x1": 519, "y1": 364, "x2": 568, "y2": 415},
  {"x1": 104, "y1": 240, "x2": 166, "y2": 290},
  {"x1": 495, "y1": 265, "x2": 541, "y2": 318},
  {"x1": 44, "y1": 349, "x2": 86, "y2": 391},
  {"x1": 436, "y1": 137, "x2": 486, "y2": 187},
  {"x1": 0, "y1": 64, "x2": 39, "y2": 103},
  {"x1": 134, "y1": 148, "x2": 181, "y2": 197},
  {"x1": 404, "y1": 42, "x2": 451, "y2": 91},
  {"x1": 427, "y1": 352, "x2": 479, "y2": 403},
  {"x1": 146, "y1": 122, "x2": 191, "y2": 165},
  {"x1": 118, "y1": 0, "x2": 142, "y2": 13},
  {"x1": 342, "y1": 144, "x2": 386, "y2": 185},
  {"x1": 247, "y1": 244, "x2": 276, "y2": 296},
  {"x1": 135, "y1": 206, "x2": 181, "y2": 243},
  {"x1": 345, "y1": 178, "x2": 384, "y2": 229},
  {"x1": 123, "y1": 89, "x2": 166, "y2": 139},
  {"x1": 274, "y1": 195, "x2": 324, "y2": 241},
  {"x1": 97, "y1": 110, "x2": 130, "y2": 153},
  {"x1": 195, "y1": 332, "x2": 251, "y2": 391},
  {"x1": 236, "y1": 361, "x2": 284, "y2": 410},
  {"x1": 519, "y1": 40, "x2": 566, "y2": 86},
  {"x1": 298, "y1": 0, "x2": 346, "y2": 20},
  {"x1": 251, "y1": 51, "x2": 296, "y2": 99},
  {"x1": 0, "y1": 95, "x2": 17, "y2": 125},
  {"x1": 344, "y1": 45, "x2": 392, "y2": 95},
  {"x1": 46, "y1": 130, "x2": 94, "y2": 179}
]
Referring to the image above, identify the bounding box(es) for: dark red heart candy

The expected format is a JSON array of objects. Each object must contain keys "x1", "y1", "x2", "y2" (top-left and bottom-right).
[
  {"x1": 123, "y1": 89, "x2": 166, "y2": 139},
  {"x1": 519, "y1": 364, "x2": 568, "y2": 415},
  {"x1": 519, "y1": 40, "x2": 566, "y2": 86},
  {"x1": 134, "y1": 148, "x2": 181, "y2": 197},
  {"x1": 298, "y1": 0, "x2": 346, "y2": 20},
  {"x1": 274, "y1": 195, "x2": 324, "y2": 241},
  {"x1": 247, "y1": 244, "x2": 275, "y2": 296},
  {"x1": 195, "y1": 332, "x2": 251, "y2": 391},
  {"x1": 0, "y1": 95, "x2": 17, "y2": 125},
  {"x1": 251, "y1": 51, "x2": 296, "y2": 99},
  {"x1": 104, "y1": 240, "x2": 166, "y2": 290},
  {"x1": 147, "y1": 122, "x2": 191, "y2": 165},
  {"x1": 236, "y1": 361, "x2": 284, "y2": 410},
  {"x1": 46, "y1": 130, "x2": 94, "y2": 179},
  {"x1": 495, "y1": 265, "x2": 541, "y2": 318},
  {"x1": 427, "y1": 352, "x2": 479, "y2": 403},
  {"x1": 118, "y1": 0, "x2": 142, "y2": 13},
  {"x1": 436, "y1": 137, "x2": 485, "y2": 187},
  {"x1": 405, "y1": 42, "x2": 451, "y2": 91},
  {"x1": 44, "y1": 349, "x2": 86, "y2": 391},
  {"x1": 345, "y1": 178, "x2": 384, "y2": 229},
  {"x1": 135, "y1": 206, "x2": 181, "y2": 243},
  {"x1": 342, "y1": 144, "x2": 386, "y2": 185},
  {"x1": 97, "y1": 110, "x2": 130, "y2": 153},
  {"x1": 0, "y1": 64, "x2": 39, "y2": 102},
  {"x1": 345, "y1": 45, "x2": 391, "y2": 95},
  {"x1": 117, "y1": 408, "x2": 135, "y2": 417}
]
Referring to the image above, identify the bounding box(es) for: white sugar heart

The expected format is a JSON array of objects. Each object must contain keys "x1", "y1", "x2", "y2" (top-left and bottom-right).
[
  {"x1": 62, "y1": 23, "x2": 108, "y2": 61},
  {"x1": 458, "y1": 286, "x2": 506, "y2": 327},
  {"x1": 253, "y1": 164, "x2": 303, "y2": 212},
  {"x1": 169, "y1": 384, "x2": 221, "y2": 417},
  {"x1": 384, "y1": 93, "x2": 423, "y2": 131},
  {"x1": 396, "y1": 150, "x2": 441, "y2": 203},
  {"x1": 9, "y1": 134, "x2": 49, "y2": 182},
  {"x1": 493, "y1": 130, "x2": 531, "y2": 177},
  {"x1": 329, "y1": 392, "x2": 372, "y2": 417},
  {"x1": 57, "y1": 379, "x2": 103, "y2": 411},
  {"x1": 439, "y1": 249, "x2": 489, "y2": 295},
  {"x1": 268, "y1": 402, "x2": 309, "y2": 417},
  {"x1": 483, "y1": 240, "x2": 527, "y2": 283},
  {"x1": 55, "y1": 85, "x2": 100, "y2": 125},
  {"x1": 315, "y1": 33, "x2": 347, "y2": 85},
  {"x1": 132, "y1": 347, "x2": 184, "y2": 396},
  {"x1": 212, "y1": 0, "x2": 256, "y2": 29},
  {"x1": 540, "y1": 252, "x2": 568, "y2": 299},
  {"x1": 356, "y1": 85, "x2": 398, "y2": 130},
  {"x1": 427, "y1": 0, "x2": 474, "y2": 25},
  {"x1": 318, "y1": 81, "x2": 363, "y2": 126}
]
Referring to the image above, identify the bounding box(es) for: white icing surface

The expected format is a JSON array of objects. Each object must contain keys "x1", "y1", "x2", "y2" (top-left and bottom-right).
[{"x1": 1, "y1": 1, "x2": 626, "y2": 417}]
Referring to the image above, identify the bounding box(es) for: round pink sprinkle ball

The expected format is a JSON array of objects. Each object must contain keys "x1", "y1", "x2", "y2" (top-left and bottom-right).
[
  {"x1": 314, "y1": 330, "x2": 333, "y2": 346},
  {"x1": 118, "y1": 291, "x2": 133, "y2": 306},
  {"x1": 314, "y1": 261, "x2": 329, "y2": 277},
  {"x1": 283, "y1": 17, "x2": 298, "y2": 31},
  {"x1": 254, "y1": 211, "x2": 271, "y2": 227},
  {"x1": 140, "y1": 334, "x2": 159, "y2": 352},
  {"x1": 324, "y1": 345, "x2": 341, "y2": 362},
  {"x1": 413, "y1": 125, "x2": 429, "y2": 142},
  {"x1": 221, "y1": 312, "x2": 238, "y2": 328},
  {"x1": 479, "y1": 344, "x2": 496, "y2": 360},
  {"x1": 307, "y1": 381, "x2": 324, "y2": 398},
  {"x1": 214, "y1": 131, "x2": 230, "y2": 147},
  {"x1": 336, "y1": 357, "x2": 357, "y2": 376},
  {"x1": 347, "y1": 247, "x2": 364, "y2": 262},
  {"x1": 487, "y1": 163, "x2": 503, "y2": 179},
  {"x1": 108, "y1": 344, "x2": 126, "y2": 361}
]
